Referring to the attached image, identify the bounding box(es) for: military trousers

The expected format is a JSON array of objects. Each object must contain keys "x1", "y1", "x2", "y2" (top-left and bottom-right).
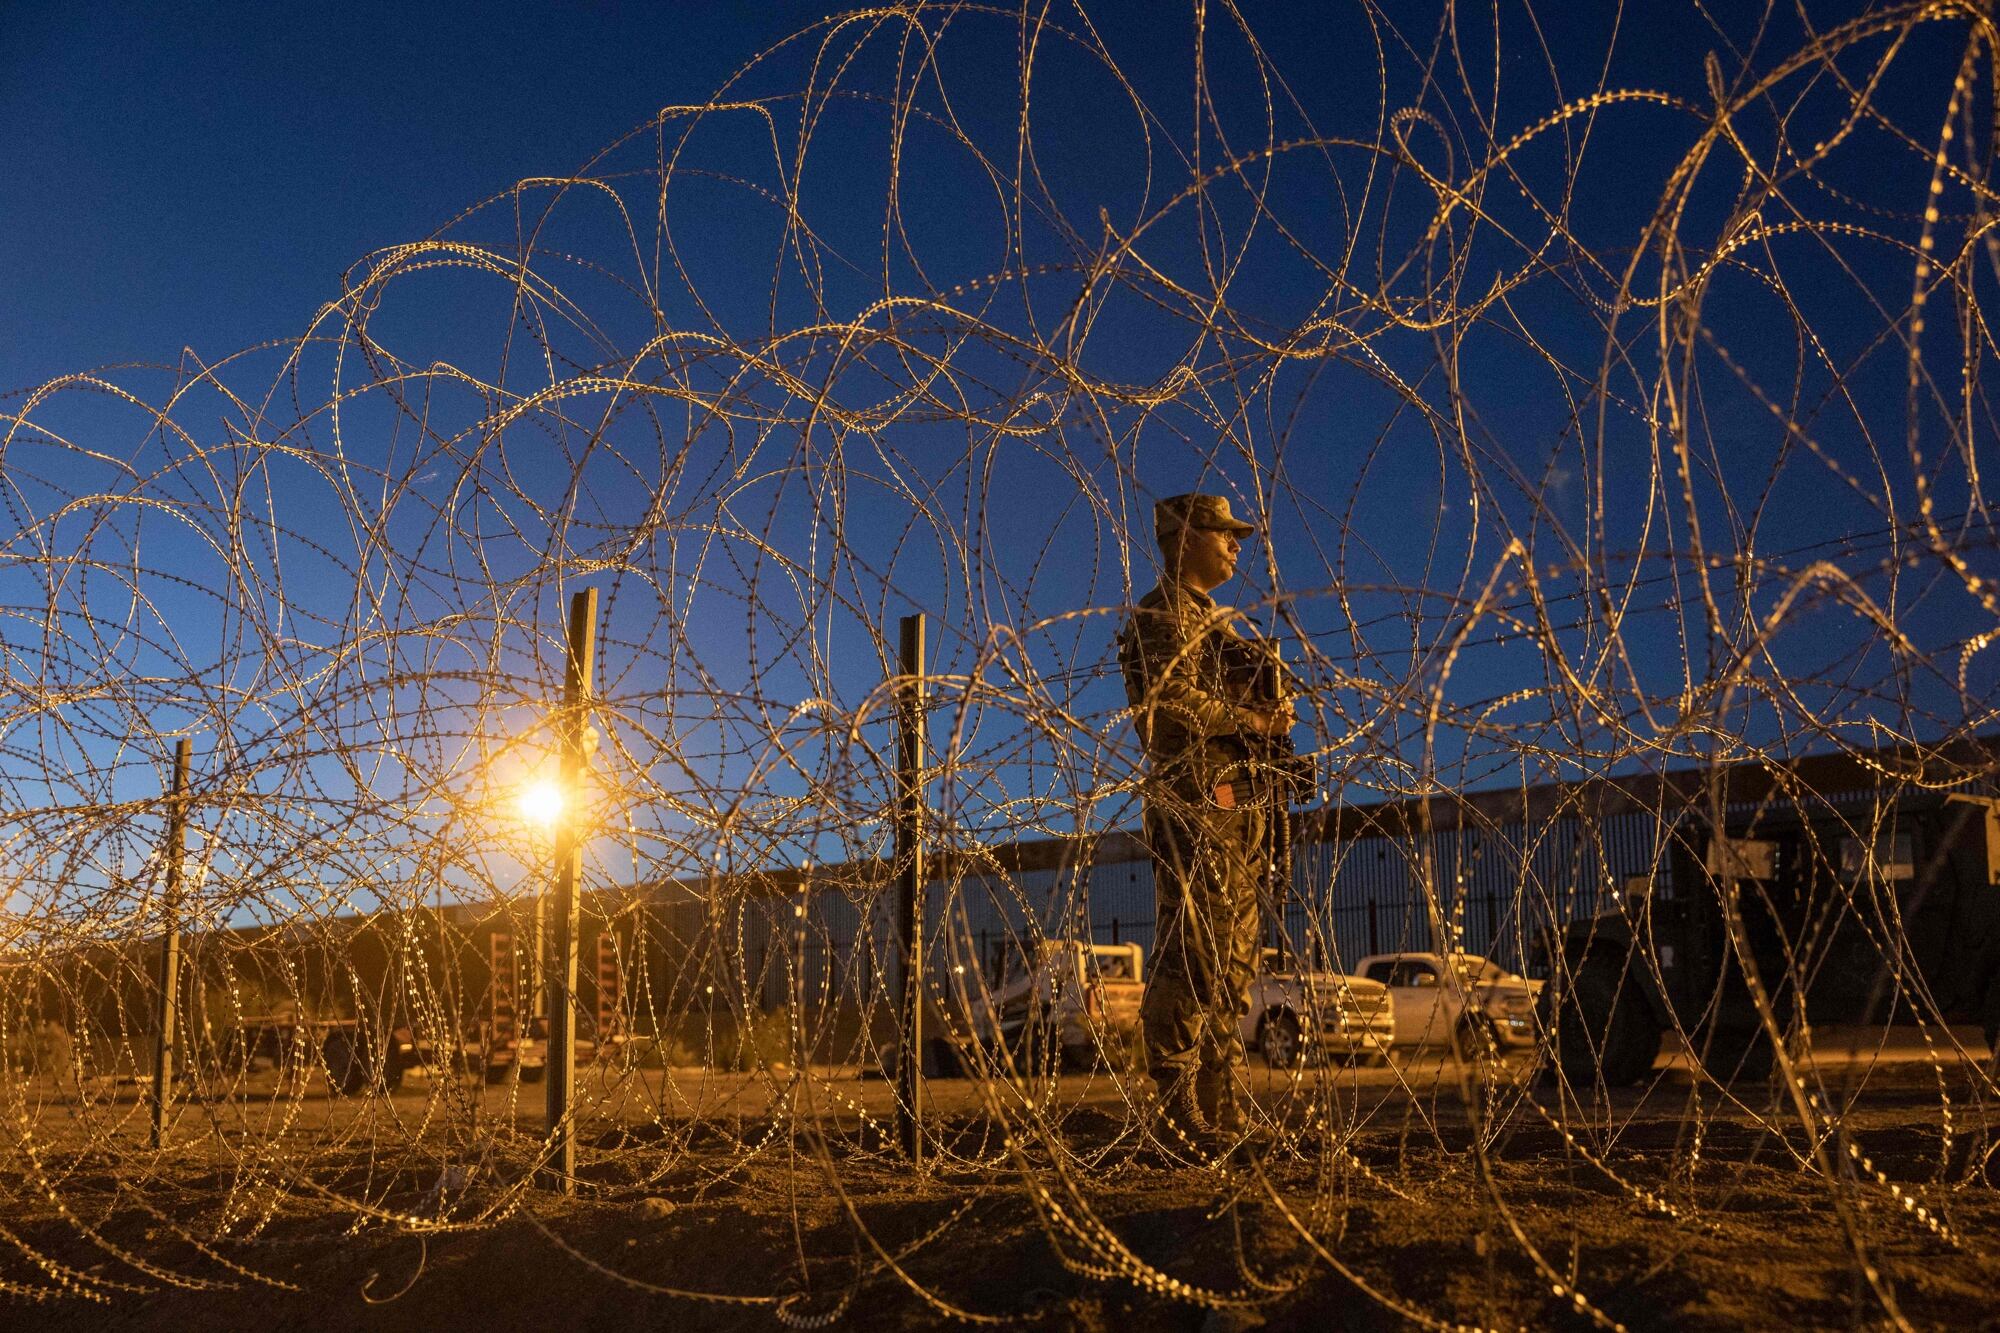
[{"x1": 1138, "y1": 794, "x2": 1267, "y2": 1086}]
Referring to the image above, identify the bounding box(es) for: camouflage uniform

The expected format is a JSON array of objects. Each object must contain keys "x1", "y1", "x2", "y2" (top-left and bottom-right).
[{"x1": 1118, "y1": 499, "x2": 1270, "y2": 1111}]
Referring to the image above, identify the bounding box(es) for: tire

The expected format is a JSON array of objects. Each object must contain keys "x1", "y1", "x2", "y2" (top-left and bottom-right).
[
  {"x1": 322, "y1": 1029, "x2": 375, "y2": 1097},
  {"x1": 1548, "y1": 953, "x2": 1662, "y2": 1088},
  {"x1": 518, "y1": 1063, "x2": 547, "y2": 1084},
  {"x1": 1259, "y1": 1011, "x2": 1304, "y2": 1069},
  {"x1": 1453, "y1": 1013, "x2": 1499, "y2": 1063}
]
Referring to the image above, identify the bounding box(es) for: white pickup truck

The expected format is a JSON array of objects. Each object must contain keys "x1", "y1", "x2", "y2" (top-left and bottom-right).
[
  {"x1": 890, "y1": 940, "x2": 1144, "y2": 1077},
  {"x1": 1354, "y1": 951, "x2": 1543, "y2": 1054},
  {"x1": 1241, "y1": 948, "x2": 1396, "y2": 1068},
  {"x1": 984, "y1": 940, "x2": 1144, "y2": 1072}
]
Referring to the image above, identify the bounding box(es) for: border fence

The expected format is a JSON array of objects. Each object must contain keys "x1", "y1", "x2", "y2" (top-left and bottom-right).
[{"x1": 16, "y1": 738, "x2": 1985, "y2": 1097}]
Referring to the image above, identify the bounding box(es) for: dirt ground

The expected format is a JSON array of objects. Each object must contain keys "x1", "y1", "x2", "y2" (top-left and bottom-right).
[{"x1": 3, "y1": 1035, "x2": 1997, "y2": 1331}]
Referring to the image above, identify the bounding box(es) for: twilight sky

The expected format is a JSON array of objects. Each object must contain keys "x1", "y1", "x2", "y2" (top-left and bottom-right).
[
  {"x1": 3, "y1": 3, "x2": 833, "y2": 384},
  {"x1": 2, "y1": 2, "x2": 1994, "y2": 916}
]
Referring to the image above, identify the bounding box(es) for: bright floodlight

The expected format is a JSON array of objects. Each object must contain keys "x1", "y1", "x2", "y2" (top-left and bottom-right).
[{"x1": 519, "y1": 780, "x2": 564, "y2": 828}]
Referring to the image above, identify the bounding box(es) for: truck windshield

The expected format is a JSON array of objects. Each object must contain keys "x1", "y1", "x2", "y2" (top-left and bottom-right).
[{"x1": 1094, "y1": 951, "x2": 1136, "y2": 981}]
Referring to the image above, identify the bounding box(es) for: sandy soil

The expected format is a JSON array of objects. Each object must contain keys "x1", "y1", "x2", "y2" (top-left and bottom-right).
[{"x1": 3, "y1": 1037, "x2": 1996, "y2": 1331}]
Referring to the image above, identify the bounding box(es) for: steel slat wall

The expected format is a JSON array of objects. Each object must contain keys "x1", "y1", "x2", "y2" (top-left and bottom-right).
[{"x1": 692, "y1": 791, "x2": 1722, "y2": 1016}]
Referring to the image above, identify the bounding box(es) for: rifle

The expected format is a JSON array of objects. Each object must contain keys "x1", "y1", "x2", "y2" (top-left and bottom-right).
[
  {"x1": 1218, "y1": 632, "x2": 1315, "y2": 807},
  {"x1": 1218, "y1": 630, "x2": 1314, "y2": 937}
]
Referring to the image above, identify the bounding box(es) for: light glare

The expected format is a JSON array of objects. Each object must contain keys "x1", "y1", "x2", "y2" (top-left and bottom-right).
[{"x1": 519, "y1": 780, "x2": 563, "y2": 828}]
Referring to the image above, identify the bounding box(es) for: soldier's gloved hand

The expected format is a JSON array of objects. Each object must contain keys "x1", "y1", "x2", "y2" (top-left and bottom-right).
[{"x1": 1236, "y1": 704, "x2": 1295, "y2": 737}]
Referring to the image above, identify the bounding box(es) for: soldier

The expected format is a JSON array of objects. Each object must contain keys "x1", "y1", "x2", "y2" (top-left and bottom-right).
[{"x1": 1118, "y1": 493, "x2": 1296, "y2": 1158}]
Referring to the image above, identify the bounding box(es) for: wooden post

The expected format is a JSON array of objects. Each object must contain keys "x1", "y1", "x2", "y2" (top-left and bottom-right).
[
  {"x1": 542, "y1": 587, "x2": 596, "y2": 1192},
  {"x1": 150, "y1": 737, "x2": 192, "y2": 1150},
  {"x1": 893, "y1": 613, "x2": 927, "y2": 1166}
]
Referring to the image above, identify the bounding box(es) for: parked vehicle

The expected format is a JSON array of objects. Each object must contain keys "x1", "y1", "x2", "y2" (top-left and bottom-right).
[
  {"x1": 1354, "y1": 951, "x2": 1542, "y2": 1056},
  {"x1": 1243, "y1": 947, "x2": 1395, "y2": 1068},
  {"x1": 472, "y1": 930, "x2": 616, "y2": 1082},
  {"x1": 201, "y1": 1005, "x2": 616, "y2": 1093},
  {"x1": 981, "y1": 939, "x2": 1144, "y2": 1073},
  {"x1": 1533, "y1": 768, "x2": 2000, "y2": 1087},
  {"x1": 471, "y1": 1012, "x2": 549, "y2": 1083},
  {"x1": 202, "y1": 1013, "x2": 421, "y2": 1095}
]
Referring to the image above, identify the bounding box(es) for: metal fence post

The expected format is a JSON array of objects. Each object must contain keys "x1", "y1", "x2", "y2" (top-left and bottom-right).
[
  {"x1": 893, "y1": 613, "x2": 927, "y2": 1166},
  {"x1": 543, "y1": 587, "x2": 597, "y2": 1193},
  {"x1": 150, "y1": 736, "x2": 192, "y2": 1150}
]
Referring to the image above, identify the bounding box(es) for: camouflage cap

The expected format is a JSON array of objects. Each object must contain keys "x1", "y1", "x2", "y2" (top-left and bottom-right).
[{"x1": 1154, "y1": 492, "x2": 1256, "y2": 538}]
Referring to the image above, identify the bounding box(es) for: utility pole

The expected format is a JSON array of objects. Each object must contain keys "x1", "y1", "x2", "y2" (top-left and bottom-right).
[
  {"x1": 542, "y1": 587, "x2": 597, "y2": 1193},
  {"x1": 150, "y1": 737, "x2": 192, "y2": 1150},
  {"x1": 893, "y1": 613, "x2": 927, "y2": 1166}
]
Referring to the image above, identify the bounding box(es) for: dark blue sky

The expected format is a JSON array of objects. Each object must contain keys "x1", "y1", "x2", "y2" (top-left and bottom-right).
[
  {"x1": 4, "y1": 2, "x2": 1867, "y2": 381},
  {"x1": 2, "y1": 3, "x2": 833, "y2": 384},
  {"x1": 3, "y1": 2, "x2": 1993, "y2": 900}
]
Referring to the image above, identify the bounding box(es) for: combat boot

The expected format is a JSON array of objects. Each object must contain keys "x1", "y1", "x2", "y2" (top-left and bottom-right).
[
  {"x1": 1154, "y1": 1073, "x2": 1226, "y2": 1163},
  {"x1": 1196, "y1": 1063, "x2": 1223, "y2": 1128},
  {"x1": 1199, "y1": 1065, "x2": 1271, "y2": 1147}
]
